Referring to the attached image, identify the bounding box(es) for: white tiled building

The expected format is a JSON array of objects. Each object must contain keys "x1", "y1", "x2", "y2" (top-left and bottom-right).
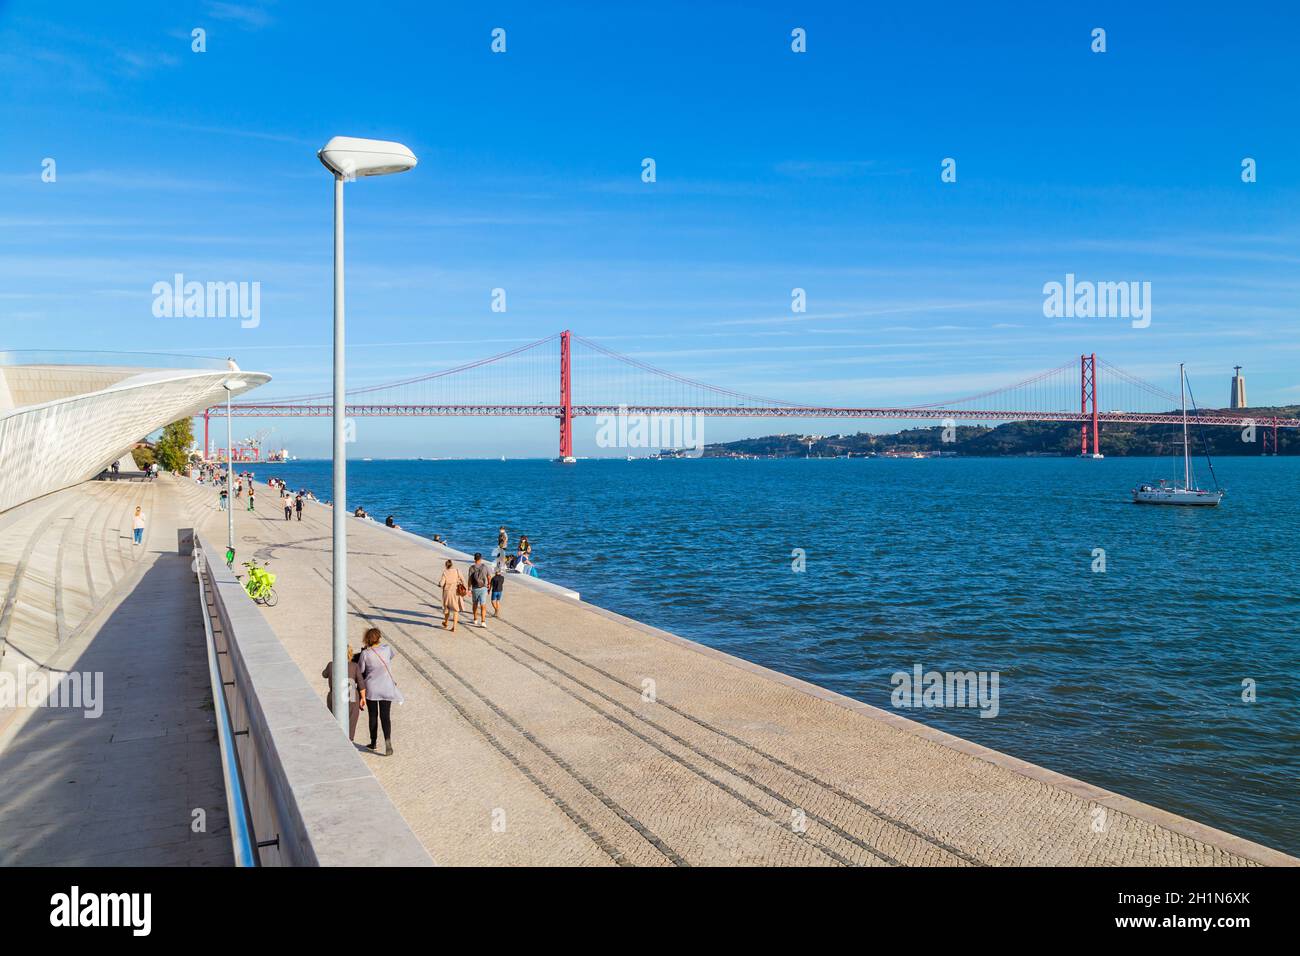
[{"x1": 0, "y1": 357, "x2": 269, "y2": 514}]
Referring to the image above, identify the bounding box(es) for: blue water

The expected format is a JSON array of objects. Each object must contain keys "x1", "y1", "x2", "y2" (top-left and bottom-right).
[{"x1": 257, "y1": 456, "x2": 1299, "y2": 854}]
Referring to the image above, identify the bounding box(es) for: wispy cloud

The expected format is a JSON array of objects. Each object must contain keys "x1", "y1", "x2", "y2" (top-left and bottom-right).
[{"x1": 203, "y1": 2, "x2": 275, "y2": 30}]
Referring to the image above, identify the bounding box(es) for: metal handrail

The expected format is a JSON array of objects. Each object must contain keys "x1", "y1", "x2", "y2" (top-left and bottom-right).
[{"x1": 193, "y1": 546, "x2": 258, "y2": 867}]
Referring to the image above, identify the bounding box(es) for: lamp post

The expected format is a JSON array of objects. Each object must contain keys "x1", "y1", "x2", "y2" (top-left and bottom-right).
[
  {"x1": 317, "y1": 136, "x2": 417, "y2": 732},
  {"x1": 222, "y1": 377, "x2": 246, "y2": 556}
]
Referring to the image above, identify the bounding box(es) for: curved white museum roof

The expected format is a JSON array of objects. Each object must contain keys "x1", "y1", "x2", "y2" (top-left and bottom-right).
[{"x1": 0, "y1": 351, "x2": 269, "y2": 514}]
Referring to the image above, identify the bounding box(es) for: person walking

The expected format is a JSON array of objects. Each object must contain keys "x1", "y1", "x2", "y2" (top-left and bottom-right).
[
  {"x1": 246, "y1": 484, "x2": 255, "y2": 512},
  {"x1": 496, "y1": 526, "x2": 508, "y2": 558},
  {"x1": 321, "y1": 645, "x2": 364, "y2": 741},
  {"x1": 294, "y1": 492, "x2": 304, "y2": 521},
  {"x1": 219, "y1": 487, "x2": 228, "y2": 511},
  {"x1": 468, "y1": 553, "x2": 491, "y2": 627},
  {"x1": 358, "y1": 627, "x2": 402, "y2": 755},
  {"x1": 438, "y1": 559, "x2": 466, "y2": 632},
  {"x1": 131, "y1": 506, "x2": 146, "y2": 545},
  {"x1": 491, "y1": 554, "x2": 507, "y2": 617},
  {"x1": 282, "y1": 490, "x2": 293, "y2": 521}
]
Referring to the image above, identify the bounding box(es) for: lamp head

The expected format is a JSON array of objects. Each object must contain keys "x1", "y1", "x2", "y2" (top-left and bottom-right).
[{"x1": 318, "y1": 136, "x2": 418, "y2": 179}]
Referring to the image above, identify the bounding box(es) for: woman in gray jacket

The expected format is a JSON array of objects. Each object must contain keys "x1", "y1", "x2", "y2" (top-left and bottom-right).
[{"x1": 358, "y1": 627, "x2": 403, "y2": 755}]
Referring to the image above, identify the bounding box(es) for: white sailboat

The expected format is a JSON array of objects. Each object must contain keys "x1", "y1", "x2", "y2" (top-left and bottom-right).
[{"x1": 1132, "y1": 364, "x2": 1224, "y2": 506}]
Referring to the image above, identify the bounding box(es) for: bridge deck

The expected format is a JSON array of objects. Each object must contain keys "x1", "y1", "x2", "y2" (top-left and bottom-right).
[
  {"x1": 0, "y1": 479, "x2": 232, "y2": 866},
  {"x1": 175, "y1": 476, "x2": 1292, "y2": 867}
]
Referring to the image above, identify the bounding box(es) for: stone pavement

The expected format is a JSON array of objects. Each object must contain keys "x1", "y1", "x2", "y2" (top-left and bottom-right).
[
  {"x1": 0, "y1": 478, "x2": 232, "y2": 865},
  {"x1": 177, "y1": 475, "x2": 1295, "y2": 867}
]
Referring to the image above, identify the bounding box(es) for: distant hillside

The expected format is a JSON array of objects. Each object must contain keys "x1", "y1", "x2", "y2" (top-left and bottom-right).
[{"x1": 700, "y1": 407, "x2": 1299, "y2": 457}]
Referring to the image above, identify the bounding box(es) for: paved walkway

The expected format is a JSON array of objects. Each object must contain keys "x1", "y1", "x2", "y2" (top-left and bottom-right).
[
  {"x1": 179, "y1": 476, "x2": 1294, "y2": 867},
  {"x1": 0, "y1": 479, "x2": 231, "y2": 866}
]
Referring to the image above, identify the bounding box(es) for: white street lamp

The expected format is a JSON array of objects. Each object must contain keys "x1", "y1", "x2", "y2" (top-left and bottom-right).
[
  {"x1": 317, "y1": 136, "x2": 417, "y2": 733},
  {"x1": 222, "y1": 376, "x2": 247, "y2": 557}
]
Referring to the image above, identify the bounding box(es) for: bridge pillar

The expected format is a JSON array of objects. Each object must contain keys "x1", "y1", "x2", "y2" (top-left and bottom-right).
[
  {"x1": 559, "y1": 330, "x2": 574, "y2": 461},
  {"x1": 1080, "y1": 353, "x2": 1099, "y2": 456},
  {"x1": 203, "y1": 409, "x2": 210, "y2": 461},
  {"x1": 1263, "y1": 416, "x2": 1279, "y2": 455},
  {"x1": 1090, "y1": 352, "x2": 1099, "y2": 455}
]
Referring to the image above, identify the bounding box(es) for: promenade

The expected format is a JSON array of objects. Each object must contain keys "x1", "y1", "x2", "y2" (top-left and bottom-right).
[
  {"x1": 0, "y1": 478, "x2": 231, "y2": 865},
  {"x1": 179, "y1": 476, "x2": 1294, "y2": 867}
]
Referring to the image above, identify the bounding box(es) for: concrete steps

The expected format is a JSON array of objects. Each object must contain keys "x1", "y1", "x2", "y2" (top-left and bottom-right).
[{"x1": 0, "y1": 480, "x2": 158, "y2": 675}]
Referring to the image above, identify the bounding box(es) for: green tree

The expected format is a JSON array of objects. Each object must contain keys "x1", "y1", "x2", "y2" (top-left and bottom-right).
[
  {"x1": 153, "y1": 419, "x2": 195, "y2": 473},
  {"x1": 130, "y1": 445, "x2": 155, "y2": 469}
]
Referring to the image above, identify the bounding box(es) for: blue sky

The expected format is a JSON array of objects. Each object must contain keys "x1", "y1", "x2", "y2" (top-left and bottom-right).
[{"x1": 3, "y1": 0, "x2": 1298, "y2": 457}]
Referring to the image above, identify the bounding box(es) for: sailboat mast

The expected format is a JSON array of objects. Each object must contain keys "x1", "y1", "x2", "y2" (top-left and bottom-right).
[{"x1": 1180, "y1": 363, "x2": 1190, "y2": 488}]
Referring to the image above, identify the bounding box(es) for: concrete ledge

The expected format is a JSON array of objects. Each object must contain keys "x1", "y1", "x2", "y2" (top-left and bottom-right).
[{"x1": 196, "y1": 532, "x2": 433, "y2": 867}]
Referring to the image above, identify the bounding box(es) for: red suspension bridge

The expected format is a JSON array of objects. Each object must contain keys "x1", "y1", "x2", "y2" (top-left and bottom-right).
[{"x1": 205, "y1": 331, "x2": 1297, "y2": 458}]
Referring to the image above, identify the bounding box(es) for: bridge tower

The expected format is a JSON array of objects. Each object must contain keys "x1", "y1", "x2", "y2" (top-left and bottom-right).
[
  {"x1": 559, "y1": 330, "x2": 575, "y2": 462},
  {"x1": 1080, "y1": 353, "x2": 1099, "y2": 456},
  {"x1": 1262, "y1": 416, "x2": 1280, "y2": 455}
]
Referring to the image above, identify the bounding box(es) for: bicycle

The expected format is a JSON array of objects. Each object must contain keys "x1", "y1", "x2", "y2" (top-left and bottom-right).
[{"x1": 236, "y1": 558, "x2": 278, "y2": 607}]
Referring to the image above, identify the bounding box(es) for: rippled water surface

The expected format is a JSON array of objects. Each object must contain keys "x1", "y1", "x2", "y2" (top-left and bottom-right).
[{"x1": 256, "y1": 456, "x2": 1299, "y2": 854}]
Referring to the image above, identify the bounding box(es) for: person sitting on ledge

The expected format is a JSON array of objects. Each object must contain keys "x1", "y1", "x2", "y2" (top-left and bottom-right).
[
  {"x1": 353, "y1": 506, "x2": 368, "y2": 518},
  {"x1": 385, "y1": 515, "x2": 400, "y2": 529}
]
